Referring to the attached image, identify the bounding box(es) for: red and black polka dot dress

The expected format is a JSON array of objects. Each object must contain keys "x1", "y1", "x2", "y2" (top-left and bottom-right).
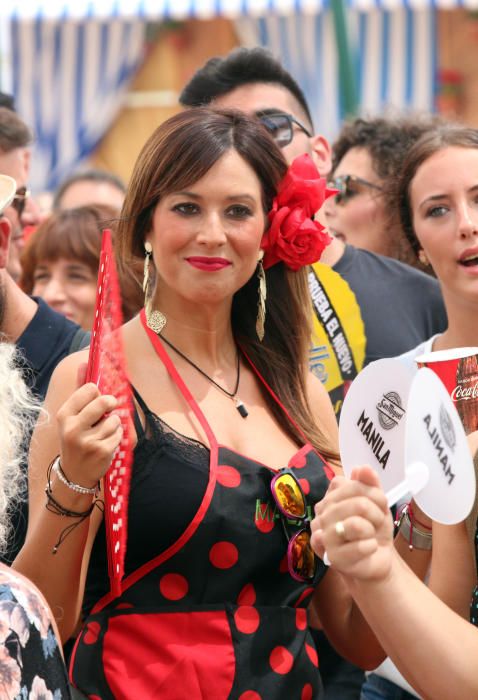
[{"x1": 70, "y1": 315, "x2": 333, "y2": 699}]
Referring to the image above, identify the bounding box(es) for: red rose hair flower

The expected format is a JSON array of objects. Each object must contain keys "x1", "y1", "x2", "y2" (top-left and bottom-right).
[{"x1": 261, "y1": 154, "x2": 335, "y2": 271}]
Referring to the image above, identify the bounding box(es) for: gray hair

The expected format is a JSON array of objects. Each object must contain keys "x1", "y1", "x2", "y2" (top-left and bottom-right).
[{"x1": 0, "y1": 343, "x2": 40, "y2": 553}]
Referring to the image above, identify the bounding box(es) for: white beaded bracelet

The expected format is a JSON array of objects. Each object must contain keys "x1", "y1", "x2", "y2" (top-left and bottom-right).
[{"x1": 51, "y1": 456, "x2": 100, "y2": 498}]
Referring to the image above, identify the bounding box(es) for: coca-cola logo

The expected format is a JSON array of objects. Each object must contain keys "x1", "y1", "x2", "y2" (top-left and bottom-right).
[
  {"x1": 450, "y1": 382, "x2": 478, "y2": 402},
  {"x1": 376, "y1": 391, "x2": 405, "y2": 430}
]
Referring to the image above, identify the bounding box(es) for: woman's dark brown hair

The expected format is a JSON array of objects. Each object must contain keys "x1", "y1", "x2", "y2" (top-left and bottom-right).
[
  {"x1": 397, "y1": 125, "x2": 478, "y2": 257},
  {"x1": 20, "y1": 204, "x2": 143, "y2": 321},
  {"x1": 117, "y1": 107, "x2": 337, "y2": 461}
]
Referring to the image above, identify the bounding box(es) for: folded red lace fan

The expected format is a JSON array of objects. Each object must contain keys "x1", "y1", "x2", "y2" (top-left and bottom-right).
[{"x1": 86, "y1": 229, "x2": 133, "y2": 597}]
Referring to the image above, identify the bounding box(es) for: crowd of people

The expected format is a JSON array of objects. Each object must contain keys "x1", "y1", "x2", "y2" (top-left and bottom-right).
[{"x1": 0, "y1": 45, "x2": 476, "y2": 700}]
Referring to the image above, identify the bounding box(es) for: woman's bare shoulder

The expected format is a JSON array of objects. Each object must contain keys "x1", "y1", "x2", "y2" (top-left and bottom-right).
[
  {"x1": 306, "y1": 372, "x2": 337, "y2": 426},
  {"x1": 46, "y1": 349, "x2": 89, "y2": 400},
  {"x1": 306, "y1": 372, "x2": 341, "y2": 474}
]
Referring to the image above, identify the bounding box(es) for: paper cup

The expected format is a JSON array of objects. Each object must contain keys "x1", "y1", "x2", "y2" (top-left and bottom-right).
[{"x1": 416, "y1": 347, "x2": 478, "y2": 435}]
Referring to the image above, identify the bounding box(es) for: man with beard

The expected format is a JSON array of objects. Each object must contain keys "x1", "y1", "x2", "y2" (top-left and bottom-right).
[{"x1": 0, "y1": 174, "x2": 84, "y2": 563}]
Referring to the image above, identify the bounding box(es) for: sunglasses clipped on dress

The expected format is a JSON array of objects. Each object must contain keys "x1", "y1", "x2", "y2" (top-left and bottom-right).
[{"x1": 270, "y1": 468, "x2": 317, "y2": 582}]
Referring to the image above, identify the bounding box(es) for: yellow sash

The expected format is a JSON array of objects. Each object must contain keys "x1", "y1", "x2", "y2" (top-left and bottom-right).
[{"x1": 308, "y1": 262, "x2": 367, "y2": 417}]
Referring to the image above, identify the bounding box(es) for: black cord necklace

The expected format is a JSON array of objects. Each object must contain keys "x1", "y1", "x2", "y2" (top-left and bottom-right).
[{"x1": 158, "y1": 333, "x2": 248, "y2": 418}]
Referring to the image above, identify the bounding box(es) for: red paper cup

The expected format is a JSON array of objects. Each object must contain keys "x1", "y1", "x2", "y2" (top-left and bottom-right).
[{"x1": 416, "y1": 347, "x2": 478, "y2": 435}]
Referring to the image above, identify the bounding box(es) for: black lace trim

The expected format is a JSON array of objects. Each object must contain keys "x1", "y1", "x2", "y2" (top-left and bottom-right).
[{"x1": 141, "y1": 409, "x2": 210, "y2": 470}]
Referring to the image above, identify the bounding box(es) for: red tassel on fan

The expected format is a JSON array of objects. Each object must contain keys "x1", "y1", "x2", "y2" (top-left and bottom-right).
[{"x1": 86, "y1": 229, "x2": 133, "y2": 597}]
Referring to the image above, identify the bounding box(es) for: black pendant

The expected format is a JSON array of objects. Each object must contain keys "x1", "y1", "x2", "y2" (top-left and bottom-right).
[{"x1": 235, "y1": 399, "x2": 248, "y2": 418}]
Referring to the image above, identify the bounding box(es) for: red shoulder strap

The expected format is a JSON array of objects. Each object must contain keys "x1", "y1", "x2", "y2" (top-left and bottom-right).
[
  {"x1": 241, "y1": 346, "x2": 335, "y2": 477},
  {"x1": 140, "y1": 309, "x2": 218, "y2": 451},
  {"x1": 239, "y1": 345, "x2": 310, "y2": 444}
]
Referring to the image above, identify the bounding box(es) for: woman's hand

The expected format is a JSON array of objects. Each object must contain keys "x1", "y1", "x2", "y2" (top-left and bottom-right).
[
  {"x1": 311, "y1": 466, "x2": 394, "y2": 581},
  {"x1": 56, "y1": 382, "x2": 123, "y2": 489}
]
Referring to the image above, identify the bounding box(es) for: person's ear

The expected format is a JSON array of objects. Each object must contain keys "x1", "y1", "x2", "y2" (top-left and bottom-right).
[
  {"x1": 309, "y1": 135, "x2": 333, "y2": 179},
  {"x1": 23, "y1": 147, "x2": 31, "y2": 173},
  {"x1": 0, "y1": 217, "x2": 11, "y2": 269}
]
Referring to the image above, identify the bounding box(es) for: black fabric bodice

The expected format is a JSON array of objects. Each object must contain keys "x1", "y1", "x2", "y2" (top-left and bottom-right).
[
  {"x1": 83, "y1": 390, "x2": 209, "y2": 616},
  {"x1": 73, "y1": 322, "x2": 334, "y2": 700}
]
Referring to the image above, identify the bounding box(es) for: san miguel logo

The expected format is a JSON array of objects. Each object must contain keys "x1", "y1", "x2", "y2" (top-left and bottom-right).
[{"x1": 376, "y1": 392, "x2": 405, "y2": 430}]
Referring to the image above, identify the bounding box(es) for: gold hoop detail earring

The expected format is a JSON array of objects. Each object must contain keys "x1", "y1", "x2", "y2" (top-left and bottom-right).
[
  {"x1": 256, "y1": 252, "x2": 267, "y2": 342},
  {"x1": 143, "y1": 241, "x2": 167, "y2": 334},
  {"x1": 418, "y1": 249, "x2": 429, "y2": 266}
]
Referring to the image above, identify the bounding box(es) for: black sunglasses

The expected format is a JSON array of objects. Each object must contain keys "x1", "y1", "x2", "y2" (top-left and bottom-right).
[
  {"x1": 256, "y1": 111, "x2": 312, "y2": 148},
  {"x1": 328, "y1": 174, "x2": 383, "y2": 205},
  {"x1": 12, "y1": 186, "x2": 30, "y2": 218}
]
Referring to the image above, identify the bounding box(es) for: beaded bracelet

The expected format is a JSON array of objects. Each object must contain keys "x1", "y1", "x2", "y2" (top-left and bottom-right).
[
  {"x1": 45, "y1": 459, "x2": 103, "y2": 554},
  {"x1": 51, "y1": 455, "x2": 100, "y2": 498}
]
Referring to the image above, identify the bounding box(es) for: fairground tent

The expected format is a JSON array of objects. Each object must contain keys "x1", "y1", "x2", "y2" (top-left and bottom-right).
[{"x1": 0, "y1": 0, "x2": 438, "y2": 190}]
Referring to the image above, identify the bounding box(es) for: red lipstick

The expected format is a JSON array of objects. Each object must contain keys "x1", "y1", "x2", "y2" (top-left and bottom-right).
[{"x1": 186, "y1": 256, "x2": 232, "y2": 271}]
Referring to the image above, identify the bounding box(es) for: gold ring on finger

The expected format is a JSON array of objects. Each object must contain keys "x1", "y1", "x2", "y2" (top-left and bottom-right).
[{"x1": 335, "y1": 520, "x2": 346, "y2": 539}]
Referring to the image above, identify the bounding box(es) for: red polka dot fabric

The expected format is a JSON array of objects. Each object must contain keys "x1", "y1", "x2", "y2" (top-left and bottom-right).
[
  {"x1": 72, "y1": 439, "x2": 329, "y2": 699},
  {"x1": 159, "y1": 573, "x2": 189, "y2": 601},
  {"x1": 217, "y1": 465, "x2": 242, "y2": 488},
  {"x1": 289, "y1": 448, "x2": 308, "y2": 469},
  {"x1": 296, "y1": 608, "x2": 307, "y2": 631},
  {"x1": 299, "y1": 478, "x2": 311, "y2": 495},
  {"x1": 237, "y1": 583, "x2": 256, "y2": 606},
  {"x1": 83, "y1": 621, "x2": 101, "y2": 646},
  {"x1": 209, "y1": 541, "x2": 239, "y2": 569},
  {"x1": 234, "y1": 606, "x2": 260, "y2": 634},
  {"x1": 269, "y1": 646, "x2": 294, "y2": 674},
  {"x1": 302, "y1": 683, "x2": 314, "y2": 700},
  {"x1": 306, "y1": 643, "x2": 319, "y2": 668}
]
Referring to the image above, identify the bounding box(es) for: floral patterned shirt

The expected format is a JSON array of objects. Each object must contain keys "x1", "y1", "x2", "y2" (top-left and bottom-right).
[{"x1": 0, "y1": 567, "x2": 71, "y2": 699}]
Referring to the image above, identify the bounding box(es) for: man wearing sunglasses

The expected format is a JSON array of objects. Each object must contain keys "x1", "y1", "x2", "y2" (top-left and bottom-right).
[
  {"x1": 0, "y1": 106, "x2": 42, "y2": 283},
  {"x1": 180, "y1": 47, "x2": 447, "y2": 700}
]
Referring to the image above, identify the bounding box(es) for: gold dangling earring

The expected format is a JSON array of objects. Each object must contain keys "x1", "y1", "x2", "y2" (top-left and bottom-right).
[
  {"x1": 256, "y1": 252, "x2": 267, "y2": 342},
  {"x1": 143, "y1": 241, "x2": 167, "y2": 334},
  {"x1": 143, "y1": 241, "x2": 152, "y2": 294},
  {"x1": 418, "y1": 249, "x2": 429, "y2": 266}
]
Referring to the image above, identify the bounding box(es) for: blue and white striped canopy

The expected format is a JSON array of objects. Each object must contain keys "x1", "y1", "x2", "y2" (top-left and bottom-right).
[
  {"x1": 0, "y1": 0, "x2": 473, "y2": 20},
  {"x1": 0, "y1": 0, "x2": 443, "y2": 190},
  {"x1": 237, "y1": 8, "x2": 435, "y2": 139}
]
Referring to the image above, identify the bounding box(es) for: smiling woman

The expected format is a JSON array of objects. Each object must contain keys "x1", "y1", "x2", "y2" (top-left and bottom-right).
[
  {"x1": 19, "y1": 204, "x2": 142, "y2": 328},
  {"x1": 32, "y1": 258, "x2": 97, "y2": 329},
  {"x1": 13, "y1": 108, "x2": 391, "y2": 700},
  {"x1": 144, "y1": 149, "x2": 268, "y2": 311}
]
